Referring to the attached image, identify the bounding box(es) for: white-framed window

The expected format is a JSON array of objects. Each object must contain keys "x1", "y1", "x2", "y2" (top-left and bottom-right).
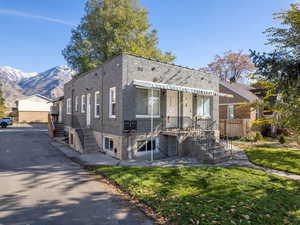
[
  {"x1": 197, "y1": 96, "x2": 211, "y2": 118},
  {"x1": 109, "y1": 87, "x2": 116, "y2": 118},
  {"x1": 103, "y1": 137, "x2": 114, "y2": 152},
  {"x1": 228, "y1": 105, "x2": 235, "y2": 119},
  {"x1": 136, "y1": 88, "x2": 160, "y2": 118},
  {"x1": 94, "y1": 91, "x2": 100, "y2": 118},
  {"x1": 136, "y1": 137, "x2": 159, "y2": 156},
  {"x1": 75, "y1": 96, "x2": 79, "y2": 112},
  {"x1": 66, "y1": 98, "x2": 72, "y2": 115},
  {"x1": 81, "y1": 95, "x2": 86, "y2": 113}
]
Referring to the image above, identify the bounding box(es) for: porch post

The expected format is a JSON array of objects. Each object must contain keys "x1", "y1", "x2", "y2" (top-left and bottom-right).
[{"x1": 151, "y1": 88, "x2": 154, "y2": 161}]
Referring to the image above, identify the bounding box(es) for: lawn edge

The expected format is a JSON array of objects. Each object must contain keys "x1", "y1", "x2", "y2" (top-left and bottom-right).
[
  {"x1": 85, "y1": 165, "x2": 172, "y2": 225},
  {"x1": 244, "y1": 149, "x2": 300, "y2": 176}
]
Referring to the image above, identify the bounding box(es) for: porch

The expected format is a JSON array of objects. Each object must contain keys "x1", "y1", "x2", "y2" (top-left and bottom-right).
[{"x1": 128, "y1": 80, "x2": 233, "y2": 163}]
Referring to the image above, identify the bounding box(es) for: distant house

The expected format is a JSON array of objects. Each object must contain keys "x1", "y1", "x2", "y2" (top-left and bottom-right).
[
  {"x1": 219, "y1": 81, "x2": 260, "y2": 137},
  {"x1": 16, "y1": 95, "x2": 52, "y2": 123}
]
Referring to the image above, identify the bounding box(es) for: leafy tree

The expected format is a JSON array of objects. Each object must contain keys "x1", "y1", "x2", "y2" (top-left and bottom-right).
[
  {"x1": 207, "y1": 50, "x2": 255, "y2": 82},
  {"x1": 250, "y1": 3, "x2": 300, "y2": 137},
  {"x1": 250, "y1": 51, "x2": 300, "y2": 135},
  {"x1": 0, "y1": 84, "x2": 6, "y2": 117},
  {"x1": 265, "y1": 3, "x2": 300, "y2": 57},
  {"x1": 63, "y1": 0, "x2": 175, "y2": 73}
]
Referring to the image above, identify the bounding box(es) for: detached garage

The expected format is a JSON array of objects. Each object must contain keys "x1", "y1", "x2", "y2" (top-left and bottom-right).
[{"x1": 16, "y1": 95, "x2": 52, "y2": 123}]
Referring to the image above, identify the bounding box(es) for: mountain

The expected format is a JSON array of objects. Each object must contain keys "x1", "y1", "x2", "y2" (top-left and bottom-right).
[
  {"x1": 0, "y1": 65, "x2": 75, "y2": 108},
  {"x1": 19, "y1": 66, "x2": 75, "y2": 98},
  {"x1": 0, "y1": 66, "x2": 37, "y2": 82}
]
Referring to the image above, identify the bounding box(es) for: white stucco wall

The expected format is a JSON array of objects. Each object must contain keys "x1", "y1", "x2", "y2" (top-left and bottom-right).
[{"x1": 18, "y1": 95, "x2": 52, "y2": 112}]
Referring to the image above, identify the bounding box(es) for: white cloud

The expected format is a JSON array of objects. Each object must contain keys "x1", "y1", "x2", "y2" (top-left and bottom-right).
[{"x1": 0, "y1": 9, "x2": 75, "y2": 26}]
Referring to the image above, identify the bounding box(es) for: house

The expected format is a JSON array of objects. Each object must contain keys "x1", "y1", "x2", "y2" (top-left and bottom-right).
[
  {"x1": 219, "y1": 81, "x2": 260, "y2": 137},
  {"x1": 16, "y1": 94, "x2": 52, "y2": 123},
  {"x1": 63, "y1": 53, "x2": 232, "y2": 162},
  {"x1": 50, "y1": 96, "x2": 64, "y2": 124},
  {"x1": 48, "y1": 96, "x2": 65, "y2": 138}
]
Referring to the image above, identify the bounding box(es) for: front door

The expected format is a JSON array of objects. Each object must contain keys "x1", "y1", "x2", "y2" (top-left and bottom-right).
[
  {"x1": 183, "y1": 93, "x2": 193, "y2": 128},
  {"x1": 166, "y1": 90, "x2": 178, "y2": 128},
  {"x1": 86, "y1": 93, "x2": 91, "y2": 127}
]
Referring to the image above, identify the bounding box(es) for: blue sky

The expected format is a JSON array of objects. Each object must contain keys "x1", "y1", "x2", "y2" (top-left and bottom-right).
[{"x1": 0, "y1": 0, "x2": 297, "y2": 73}]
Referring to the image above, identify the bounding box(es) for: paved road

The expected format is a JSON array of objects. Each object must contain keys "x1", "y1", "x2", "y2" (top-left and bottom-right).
[{"x1": 0, "y1": 125, "x2": 153, "y2": 225}]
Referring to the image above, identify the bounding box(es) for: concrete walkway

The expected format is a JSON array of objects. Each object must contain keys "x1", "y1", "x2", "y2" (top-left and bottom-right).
[{"x1": 51, "y1": 140, "x2": 300, "y2": 181}]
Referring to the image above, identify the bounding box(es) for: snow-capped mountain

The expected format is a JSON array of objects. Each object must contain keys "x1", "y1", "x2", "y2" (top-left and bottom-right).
[
  {"x1": 19, "y1": 65, "x2": 76, "y2": 98},
  {"x1": 0, "y1": 65, "x2": 75, "y2": 107},
  {"x1": 0, "y1": 66, "x2": 37, "y2": 83}
]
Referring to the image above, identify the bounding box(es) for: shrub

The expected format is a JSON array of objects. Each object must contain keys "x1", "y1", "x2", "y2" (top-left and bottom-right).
[
  {"x1": 278, "y1": 135, "x2": 286, "y2": 144},
  {"x1": 297, "y1": 135, "x2": 300, "y2": 145},
  {"x1": 254, "y1": 132, "x2": 263, "y2": 142}
]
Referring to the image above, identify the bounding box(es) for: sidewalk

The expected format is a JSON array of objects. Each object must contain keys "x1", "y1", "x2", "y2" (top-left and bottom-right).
[{"x1": 50, "y1": 139, "x2": 300, "y2": 181}]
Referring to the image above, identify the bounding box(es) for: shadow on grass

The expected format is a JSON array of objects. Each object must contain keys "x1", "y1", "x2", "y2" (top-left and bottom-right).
[{"x1": 96, "y1": 166, "x2": 300, "y2": 225}]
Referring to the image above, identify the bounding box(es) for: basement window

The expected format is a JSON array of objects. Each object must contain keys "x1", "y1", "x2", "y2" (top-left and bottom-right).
[
  {"x1": 104, "y1": 137, "x2": 114, "y2": 152},
  {"x1": 137, "y1": 138, "x2": 158, "y2": 152}
]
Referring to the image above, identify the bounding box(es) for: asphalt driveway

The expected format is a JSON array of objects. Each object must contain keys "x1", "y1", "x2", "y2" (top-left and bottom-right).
[{"x1": 0, "y1": 124, "x2": 153, "y2": 225}]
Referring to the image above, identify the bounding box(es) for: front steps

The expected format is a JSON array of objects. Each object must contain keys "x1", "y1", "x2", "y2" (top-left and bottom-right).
[
  {"x1": 77, "y1": 128, "x2": 100, "y2": 153},
  {"x1": 54, "y1": 123, "x2": 65, "y2": 137}
]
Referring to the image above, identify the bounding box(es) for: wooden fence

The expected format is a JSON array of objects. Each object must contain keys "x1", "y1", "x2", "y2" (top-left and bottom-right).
[{"x1": 219, "y1": 119, "x2": 251, "y2": 137}]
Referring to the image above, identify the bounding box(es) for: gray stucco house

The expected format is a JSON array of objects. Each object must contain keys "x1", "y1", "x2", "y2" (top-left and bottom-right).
[{"x1": 63, "y1": 53, "x2": 232, "y2": 162}]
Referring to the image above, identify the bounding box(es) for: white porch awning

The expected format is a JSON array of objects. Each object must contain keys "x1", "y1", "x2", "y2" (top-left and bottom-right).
[{"x1": 133, "y1": 80, "x2": 233, "y2": 98}]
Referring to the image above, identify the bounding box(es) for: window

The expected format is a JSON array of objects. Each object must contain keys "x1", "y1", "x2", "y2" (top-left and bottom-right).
[
  {"x1": 137, "y1": 138, "x2": 158, "y2": 152},
  {"x1": 136, "y1": 88, "x2": 160, "y2": 117},
  {"x1": 75, "y1": 96, "x2": 79, "y2": 112},
  {"x1": 109, "y1": 87, "x2": 116, "y2": 118},
  {"x1": 103, "y1": 137, "x2": 114, "y2": 151},
  {"x1": 228, "y1": 105, "x2": 235, "y2": 119},
  {"x1": 81, "y1": 95, "x2": 86, "y2": 113},
  {"x1": 94, "y1": 91, "x2": 100, "y2": 118},
  {"x1": 66, "y1": 98, "x2": 71, "y2": 115},
  {"x1": 197, "y1": 96, "x2": 211, "y2": 117}
]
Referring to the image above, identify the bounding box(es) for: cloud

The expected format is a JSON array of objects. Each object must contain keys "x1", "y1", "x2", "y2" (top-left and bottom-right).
[{"x1": 0, "y1": 9, "x2": 75, "y2": 26}]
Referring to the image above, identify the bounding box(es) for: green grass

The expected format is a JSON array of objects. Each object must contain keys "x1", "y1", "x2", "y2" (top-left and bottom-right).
[
  {"x1": 245, "y1": 147, "x2": 300, "y2": 175},
  {"x1": 94, "y1": 166, "x2": 300, "y2": 225}
]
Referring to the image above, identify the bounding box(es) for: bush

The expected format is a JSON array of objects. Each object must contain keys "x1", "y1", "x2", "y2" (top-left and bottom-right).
[
  {"x1": 297, "y1": 135, "x2": 300, "y2": 145},
  {"x1": 254, "y1": 132, "x2": 263, "y2": 142},
  {"x1": 278, "y1": 135, "x2": 286, "y2": 144}
]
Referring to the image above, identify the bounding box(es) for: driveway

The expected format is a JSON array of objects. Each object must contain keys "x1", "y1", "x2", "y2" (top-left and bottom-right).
[{"x1": 0, "y1": 125, "x2": 153, "y2": 225}]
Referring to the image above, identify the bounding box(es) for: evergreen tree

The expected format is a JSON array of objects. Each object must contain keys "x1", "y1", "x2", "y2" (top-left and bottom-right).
[
  {"x1": 63, "y1": 0, "x2": 175, "y2": 74},
  {"x1": 265, "y1": 3, "x2": 300, "y2": 57}
]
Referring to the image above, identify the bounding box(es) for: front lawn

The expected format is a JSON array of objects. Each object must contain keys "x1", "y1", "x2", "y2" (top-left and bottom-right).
[
  {"x1": 94, "y1": 166, "x2": 300, "y2": 225},
  {"x1": 245, "y1": 147, "x2": 300, "y2": 175}
]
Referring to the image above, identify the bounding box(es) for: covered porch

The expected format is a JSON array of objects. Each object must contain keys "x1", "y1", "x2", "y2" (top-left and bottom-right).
[{"x1": 129, "y1": 80, "x2": 233, "y2": 162}]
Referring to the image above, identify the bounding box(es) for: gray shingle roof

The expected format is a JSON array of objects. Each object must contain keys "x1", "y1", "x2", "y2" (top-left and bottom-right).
[{"x1": 220, "y1": 80, "x2": 259, "y2": 102}]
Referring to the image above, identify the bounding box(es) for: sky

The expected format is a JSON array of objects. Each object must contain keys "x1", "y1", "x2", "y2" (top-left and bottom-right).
[{"x1": 0, "y1": 0, "x2": 297, "y2": 73}]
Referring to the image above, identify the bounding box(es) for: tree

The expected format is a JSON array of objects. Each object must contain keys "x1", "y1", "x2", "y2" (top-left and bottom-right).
[
  {"x1": 207, "y1": 50, "x2": 255, "y2": 82},
  {"x1": 250, "y1": 4, "x2": 300, "y2": 136},
  {"x1": 250, "y1": 51, "x2": 300, "y2": 135},
  {"x1": 265, "y1": 3, "x2": 300, "y2": 57},
  {"x1": 63, "y1": 0, "x2": 175, "y2": 74},
  {"x1": 0, "y1": 84, "x2": 6, "y2": 118}
]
